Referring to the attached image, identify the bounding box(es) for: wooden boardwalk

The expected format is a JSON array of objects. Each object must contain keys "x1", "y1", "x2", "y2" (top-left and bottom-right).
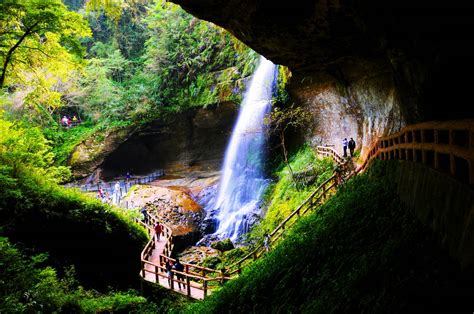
[
  {"x1": 138, "y1": 119, "x2": 474, "y2": 300},
  {"x1": 142, "y1": 237, "x2": 208, "y2": 300}
]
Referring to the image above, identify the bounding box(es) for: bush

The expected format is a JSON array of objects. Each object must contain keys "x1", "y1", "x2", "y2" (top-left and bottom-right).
[
  {"x1": 0, "y1": 117, "x2": 147, "y2": 290},
  {"x1": 0, "y1": 237, "x2": 158, "y2": 313}
]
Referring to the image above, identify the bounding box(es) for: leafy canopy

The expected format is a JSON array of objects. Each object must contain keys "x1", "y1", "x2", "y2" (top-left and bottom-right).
[{"x1": 0, "y1": 0, "x2": 91, "y2": 124}]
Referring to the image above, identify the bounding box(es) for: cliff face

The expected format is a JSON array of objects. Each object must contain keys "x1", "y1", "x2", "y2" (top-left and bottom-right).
[
  {"x1": 99, "y1": 102, "x2": 238, "y2": 179},
  {"x1": 289, "y1": 57, "x2": 404, "y2": 157},
  {"x1": 171, "y1": 0, "x2": 474, "y2": 154}
]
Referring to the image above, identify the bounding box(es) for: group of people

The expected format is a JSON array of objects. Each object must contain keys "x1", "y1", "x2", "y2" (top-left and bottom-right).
[
  {"x1": 342, "y1": 137, "x2": 356, "y2": 158},
  {"x1": 96, "y1": 181, "x2": 122, "y2": 204},
  {"x1": 60, "y1": 115, "x2": 79, "y2": 128},
  {"x1": 152, "y1": 220, "x2": 186, "y2": 290},
  {"x1": 164, "y1": 259, "x2": 186, "y2": 290},
  {"x1": 97, "y1": 186, "x2": 112, "y2": 203}
]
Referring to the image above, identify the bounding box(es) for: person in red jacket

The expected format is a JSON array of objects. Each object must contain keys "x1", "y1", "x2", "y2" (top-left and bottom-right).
[{"x1": 154, "y1": 222, "x2": 162, "y2": 242}]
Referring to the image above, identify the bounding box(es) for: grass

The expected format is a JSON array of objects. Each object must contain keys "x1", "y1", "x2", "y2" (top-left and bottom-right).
[
  {"x1": 184, "y1": 160, "x2": 474, "y2": 313},
  {"x1": 247, "y1": 144, "x2": 333, "y2": 243}
]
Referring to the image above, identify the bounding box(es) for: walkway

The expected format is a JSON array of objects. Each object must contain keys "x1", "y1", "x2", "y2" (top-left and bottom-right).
[
  {"x1": 142, "y1": 237, "x2": 207, "y2": 300},
  {"x1": 138, "y1": 119, "x2": 473, "y2": 299}
]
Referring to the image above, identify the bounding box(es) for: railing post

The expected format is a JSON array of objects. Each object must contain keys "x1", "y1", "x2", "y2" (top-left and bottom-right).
[
  {"x1": 449, "y1": 130, "x2": 456, "y2": 176},
  {"x1": 220, "y1": 269, "x2": 225, "y2": 285},
  {"x1": 186, "y1": 275, "x2": 191, "y2": 296},
  {"x1": 155, "y1": 265, "x2": 159, "y2": 282},
  {"x1": 203, "y1": 280, "x2": 208, "y2": 298},
  {"x1": 141, "y1": 261, "x2": 145, "y2": 277}
]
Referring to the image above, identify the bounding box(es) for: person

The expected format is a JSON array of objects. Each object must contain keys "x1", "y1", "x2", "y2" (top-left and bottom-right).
[
  {"x1": 72, "y1": 115, "x2": 78, "y2": 121},
  {"x1": 125, "y1": 172, "x2": 131, "y2": 182},
  {"x1": 97, "y1": 187, "x2": 104, "y2": 201},
  {"x1": 173, "y1": 259, "x2": 185, "y2": 290},
  {"x1": 113, "y1": 181, "x2": 121, "y2": 204},
  {"x1": 348, "y1": 137, "x2": 356, "y2": 157},
  {"x1": 61, "y1": 115, "x2": 69, "y2": 127},
  {"x1": 342, "y1": 138, "x2": 348, "y2": 157},
  {"x1": 141, "y1": 207, "x2": 149, "y2": 225},
  {"x1": 165, "y1": 260, "x2": 174, "y2": 288},
  {"x1": 154, "y1": 222, "x2": 162, "y2": 242},
  {"x1": 263, "y1": 233, "x2": 271, "y2": 252}
]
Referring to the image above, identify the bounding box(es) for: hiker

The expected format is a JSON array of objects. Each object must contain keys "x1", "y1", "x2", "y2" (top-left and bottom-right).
[
  {"x1": 113, "y1": 181, "x2": 121, "y2": 204},
  {"x1": 97, "y1": 187, "x2": 104, "y2": 201},
  {"x1": 141, "y1": 207, "x2": 149, "y2": 225},
  {"x1": 154, "y1": 222, "x2": 162, "y2": 241},
  {"x1": 126, "y1": 172, "x2": 131, "y2": 182},
  {"x1": 72, "y1": 115, "x2": 78, "y2": 122},
  {"x1": 348, "y1": 137, "x2": 356, "y2": 157},
  {"x1": 342, "y1": 138, "x2": 348, "y2": 157},
  {"x1": 263, "y1": 233, "x2": 271, "y2": 252},
  {"x1": 61, "y1": 115, "x2": 69, "y2": 127},
  {"x1": 165, "y1": 260, "x2": 174, "y2": 288},
  {"x1": 173, "y1": 259, "x2": 185, "y2": 290}
]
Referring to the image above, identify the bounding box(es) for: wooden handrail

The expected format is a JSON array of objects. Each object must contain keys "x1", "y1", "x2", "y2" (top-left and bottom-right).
[
  {"x1": 225, "y1": 149, "x2": 347, "y2": 273},
  {"x1": 138, "y1": 119, "x2": 473, "y2": 299},
  {"x1": 356, "y1": 119, "x2": 474, "y2": 185}
]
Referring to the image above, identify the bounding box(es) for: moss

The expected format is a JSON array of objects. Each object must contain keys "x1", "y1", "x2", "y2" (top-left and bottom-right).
[{"x1": 211, "y1": 239, "x2": 235, "y2": 252}]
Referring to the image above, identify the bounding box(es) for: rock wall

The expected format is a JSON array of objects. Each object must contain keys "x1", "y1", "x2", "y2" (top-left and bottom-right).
[
  {"x1": 100, "y1": 102, "x2": 238, "y2": 179},
  {"x1": 170, "y1": 0, "x2": 474, "y2": 151},
  {"x1": 289, "y1": 57, "x2": 404, "y2": 157},
  {"x1": 390, "y1": 161, "x2": 474, "y2": 268},
  {"x1": 69, "y1": 126, "x2": 135, "y2": 179}
]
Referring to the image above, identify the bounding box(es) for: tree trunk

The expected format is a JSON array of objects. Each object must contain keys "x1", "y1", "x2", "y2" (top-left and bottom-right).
[{"x1": 280, "y1": 131, "x2": 295, "y2": 183}]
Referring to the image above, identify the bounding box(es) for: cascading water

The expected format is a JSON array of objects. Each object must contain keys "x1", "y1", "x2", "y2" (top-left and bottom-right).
[{"x1": 212, "y1": 56, "x2": 277, "y2": 242}]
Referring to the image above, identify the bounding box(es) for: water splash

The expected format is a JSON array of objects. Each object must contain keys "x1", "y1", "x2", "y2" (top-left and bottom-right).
[{"x1": 212, "y1": 56, "x2": 277, "y2": 242}]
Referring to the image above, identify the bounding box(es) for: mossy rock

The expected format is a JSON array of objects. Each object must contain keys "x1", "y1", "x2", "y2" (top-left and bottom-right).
[
  {"x1": 210, "y1": 238, "x2": 234, "y2": 252},
  {"x1": 202, "y1": 256, "x2": 222, "y2": 269}
]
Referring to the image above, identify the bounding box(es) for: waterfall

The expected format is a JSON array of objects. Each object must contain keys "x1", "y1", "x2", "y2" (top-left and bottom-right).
[{"x1": 212, "y1": 56, "x2": 277, "y2": 242}]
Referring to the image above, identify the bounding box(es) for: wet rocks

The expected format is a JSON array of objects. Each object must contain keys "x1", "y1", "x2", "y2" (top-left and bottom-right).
[
  {"x1": 210, "y1": 238, "x2": 234, "y2": 252},
  {"x1": 177, "y1": 246, "x2": 221, "y2": 265},
  {"x1": 122, "y1": 184, "x2": 205, "y2": 238}
]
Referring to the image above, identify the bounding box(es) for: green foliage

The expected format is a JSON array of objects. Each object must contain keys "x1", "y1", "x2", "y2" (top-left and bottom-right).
[
  {"x1": 187, "y1": 161, "x2": 473, "y2": 313},
  {"x1": 273, "y1": 65, "x2": 292, "y2": 104},
  {"x1": 78, "y1": 0, "x2": 257, "y2": 126},
  {"x1": 201, "y1": 256, "x2": 223, "y2": 269},
  {"x1": 249, "y1": 145, "x2": 333, "y2": 242},
  {"x1": 0, "y1": 116, "x2": 148, "y2": 290},
  {"x1": 0, "y1": 0, "x2": 91, "y2": 125},
  {"x1": 0, "y1": 116, "x2": 71, "y2": 184},
  {"x1": 0, "y1": 237, "x2": 160, "y2": 313}
]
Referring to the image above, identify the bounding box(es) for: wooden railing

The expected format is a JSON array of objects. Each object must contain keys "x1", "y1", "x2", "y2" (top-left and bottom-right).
[
  {"x1": 316, "y1": 145, "x2": 346, "y2": 165},
  {"x1": 355, "y1": 120, "x2": 474, "y2": 185},
  {"x1": 138, "y1": 145, "x2": 348, "y2": 297},
  {"x1": 222, "y1": 146, "x2": 348, "y2": 277},
  {"x1": 139, "y1": 213, "x2": 228, "y2": 298},
  {"x1": 138, "y1": 119, "x2": 472, "y2": 299}
]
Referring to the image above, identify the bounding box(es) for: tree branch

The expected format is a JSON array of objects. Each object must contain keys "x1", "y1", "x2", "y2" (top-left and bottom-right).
[{"x1": 0, "y1": 19, "x2": 42, "y2": 88}]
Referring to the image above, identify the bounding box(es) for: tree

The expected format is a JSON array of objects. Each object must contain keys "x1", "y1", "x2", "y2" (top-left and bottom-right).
[
  {"x1": 266, "y1": 104, "x2": 311, "y2": 183},
  {"x1": 0, "y1": 0, "x2": 91, "y2": 88}
]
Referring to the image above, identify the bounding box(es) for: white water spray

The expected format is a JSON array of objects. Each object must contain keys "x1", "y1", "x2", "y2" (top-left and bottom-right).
[{"x1": 213, "y1": 56, "x2": 277, "y2": 241}]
